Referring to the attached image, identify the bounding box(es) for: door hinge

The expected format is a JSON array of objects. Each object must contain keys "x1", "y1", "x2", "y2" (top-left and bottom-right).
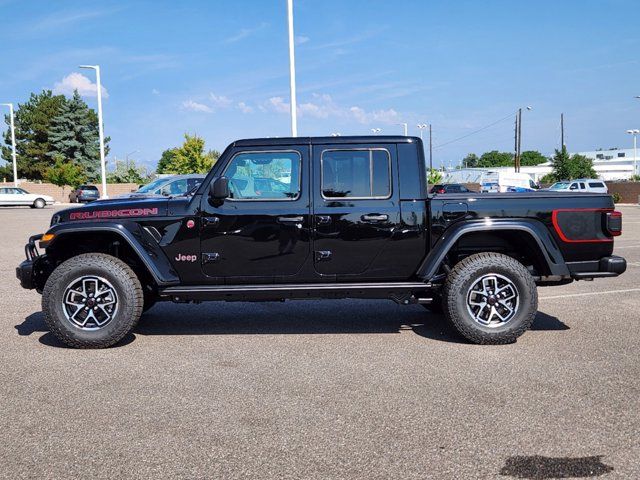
[{"x1": 202, "y1": 252, "x2": 220, "y2": 264}]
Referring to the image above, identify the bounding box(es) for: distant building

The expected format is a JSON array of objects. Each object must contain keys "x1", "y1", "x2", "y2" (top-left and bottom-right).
[{"x1": 443, "y1": 147, "x2": 638, "y2": 183}]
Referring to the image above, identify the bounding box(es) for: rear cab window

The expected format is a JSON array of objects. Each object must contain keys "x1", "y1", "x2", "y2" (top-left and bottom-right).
[{"x1": 321, "y1": 148, "x2": 391, "y2": 199}]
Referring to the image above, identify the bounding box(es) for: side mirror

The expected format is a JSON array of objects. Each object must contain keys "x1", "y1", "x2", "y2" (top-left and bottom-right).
[{"x1": 210, "y1": 176, "x2": 230, "y2": 200}]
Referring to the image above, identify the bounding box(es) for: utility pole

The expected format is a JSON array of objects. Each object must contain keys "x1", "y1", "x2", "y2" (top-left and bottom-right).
[
  {"x1": 560, "y1": 113, "x2": 564, "y2": 149},
  {"x1": 286, "y1": 0, "x2": 298, "y2": 137},
  {"x1": 0, "y1": 103, "x2": 18, "y2": 186},
  {"x1": 517, "y1": 107, "x2": 522, "y2": 172},
  {"x1": 514, "y1": 111, "x2": 519, "y2": 172}
]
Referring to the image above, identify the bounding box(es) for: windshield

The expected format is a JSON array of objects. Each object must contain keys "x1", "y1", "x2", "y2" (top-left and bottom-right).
[
  {"x1": 549, "y1": 182, "x2": 570, "y2": 190},
  {"x1": 136, "y1": 178, "x2": 168, "y2": 194}
]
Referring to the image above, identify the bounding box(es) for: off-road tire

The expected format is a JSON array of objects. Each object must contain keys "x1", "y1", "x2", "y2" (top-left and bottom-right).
[
  {"x1": 32, "y1": 198, "x2": 46, "y2": 209},
  {"x1": 42, "y1": 253, "x2": 143, "y2": 348},
  {"x1": 442, "y1": 252, "x2": 537, "y2": 344}
]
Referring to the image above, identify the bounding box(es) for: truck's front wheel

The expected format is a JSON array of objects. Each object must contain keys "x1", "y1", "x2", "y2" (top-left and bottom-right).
[
  {"x1": 442, "y1": 253, "x2": 537, "y2": 344},
  {"x1": 42, "y1": 253, "x2": 143, "y2": 348}
]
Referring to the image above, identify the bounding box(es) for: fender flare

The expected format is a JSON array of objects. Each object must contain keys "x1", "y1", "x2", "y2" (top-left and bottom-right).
[
  {"x1": 416, "y1": 219, "x2": 570, "y2": 281},
  {"x1": 45, "y1": 222, "x2": 180, "y2": 286}
]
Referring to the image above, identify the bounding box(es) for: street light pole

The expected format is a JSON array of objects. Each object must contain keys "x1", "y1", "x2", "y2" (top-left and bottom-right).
[
  {"x1": 397, "y1": 122, "x2": 408, "y2": 136},
  {"x1": 79, "y1": 65, "x2": 108, "y2": 198},
  {"x1": 627, "y1": 129, "x2": 639, "y2": 178},
  {"x1": 1, "y1": 103, "x2": 18, "y2": 186},
  {"x1": 417, "y1": 123, "x2": 427, "y2": 140},
  {"x1": 286, "y1": 0, "x2": 298, "y2": 137}
]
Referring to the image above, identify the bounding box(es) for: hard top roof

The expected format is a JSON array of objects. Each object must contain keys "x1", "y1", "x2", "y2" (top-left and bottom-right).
[{"x1": 231, "y1": 135, "x2": 420, "y2": 147}]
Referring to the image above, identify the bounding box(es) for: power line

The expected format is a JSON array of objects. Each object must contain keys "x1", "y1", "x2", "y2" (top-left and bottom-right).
[{"x1": 433, "y1": 111, "x2": 518, "y2": 150}]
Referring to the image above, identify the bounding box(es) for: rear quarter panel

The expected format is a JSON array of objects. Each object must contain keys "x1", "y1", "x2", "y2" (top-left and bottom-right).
[{"x1": 429, "y1": 192, "x2": 615, "y2": 262}]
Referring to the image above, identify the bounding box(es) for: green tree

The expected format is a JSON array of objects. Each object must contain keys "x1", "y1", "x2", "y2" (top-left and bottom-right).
[
  {"x1": 107, "y1": 159, "x2": 149, "y2": 184},
  {"x1": 477, "y1": 150, "x2": 514, "y2": 168},
  {"x1": 428, "y1": 168, "x2": 443, "y2": 184},
  {"x1": 47, "y1": 91, "x2": 109, "y2": 182},
  {"x1": 462, "y1": 153, "x2": 479, "y2": 168},
  {"x1": 45, "y1": 155, "x2": 87, "y2": 197},
  {"x1": 549, "y1": 146, "x2": 596, "y2": 181},
  {"x1": 520, "y1": 150, "x2": 548, "y2": 166},
  {"x1": 156, "y1": 148, "x2": 179, "y2": 174},
  {"x1": 1, "y1": 90, "x2": 66, "y2": 180},
  {"x1": 160, "y1": 134, "x2": 220, "y2": 174}
]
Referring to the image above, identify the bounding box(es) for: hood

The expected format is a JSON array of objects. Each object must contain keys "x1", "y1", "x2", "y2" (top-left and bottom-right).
[{"x1": 52, "y1": 196, "x2": 169, "y2": 225}]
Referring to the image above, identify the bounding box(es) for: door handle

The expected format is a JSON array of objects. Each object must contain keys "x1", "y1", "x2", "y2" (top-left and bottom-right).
[
  {"x1": 361, "y1": 214, "x2": 388, "y2": 222},
  {"x1": 316, "y1": 215, "x2": 331, "y2": 225},
  {"x1": 277, "y1": 216, "x2": 304, "y2": 224},
  {"x1": 202, "y1": 216, "x2": 220, "y2": 228}
]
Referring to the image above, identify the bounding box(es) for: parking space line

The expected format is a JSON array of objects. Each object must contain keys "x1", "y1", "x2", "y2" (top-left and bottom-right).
[
  {"x1": 540, "y1": 288, "x2": 640, "y2": 300},
  {"x1": 614, "y1": 244, "x2": 640, "y2": 249}
]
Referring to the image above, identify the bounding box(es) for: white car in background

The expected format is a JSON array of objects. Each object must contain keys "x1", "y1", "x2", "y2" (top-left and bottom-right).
[
  {"x1": 0, "y1": 187, "x2": 54, "y2": 208},
  {"x1": 547, "y1": 179, "x2": 608, "y2": 194}
]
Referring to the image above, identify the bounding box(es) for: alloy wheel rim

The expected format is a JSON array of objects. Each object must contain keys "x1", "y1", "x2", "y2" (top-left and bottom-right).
[
  {"x1": 61, "y1": 276, "x2": 118, "y2": 330},
  {"x1": 466, "y1": 273, "x2": 519, "y2": 328}
]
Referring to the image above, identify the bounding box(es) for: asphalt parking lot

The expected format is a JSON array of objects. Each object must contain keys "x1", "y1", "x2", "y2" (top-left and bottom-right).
[{"x1": 1, "y1": 205, "x2": 638, "y2": 479}]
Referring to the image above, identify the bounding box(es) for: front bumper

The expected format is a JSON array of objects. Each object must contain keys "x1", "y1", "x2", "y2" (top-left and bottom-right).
[
  {"x1": 567, "y1": 255, "x2": 627, "y2": 279},
  {"x1": 16, "y1": 234, "x2": 43, "y2": 290}
]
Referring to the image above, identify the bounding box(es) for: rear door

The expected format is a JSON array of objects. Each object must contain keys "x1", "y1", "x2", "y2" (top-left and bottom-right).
[{"x1": 311, "y1": 143, "x2": 400, "y2": 279}]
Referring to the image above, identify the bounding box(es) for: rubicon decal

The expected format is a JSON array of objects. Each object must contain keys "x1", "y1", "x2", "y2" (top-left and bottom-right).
[
  {"x1": 175, "y1": 254, "x2": 198, "y2": 262},
  {"x1": 69, "y1": 208, "x2": 158, "y2": 220}
]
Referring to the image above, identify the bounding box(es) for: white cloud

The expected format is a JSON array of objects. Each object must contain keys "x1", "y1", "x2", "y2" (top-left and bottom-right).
[
  {"x1": 298, "y1": 93, "x2": 341, "y2": 119},
  {"x1": 210, "y1": 93, "x2": 232, "y2": 108},
  {"x1": 151, "y1": 88, "x2": 160, "y2": 95},
  {"x1": 52, "y1": 72, "x2": 109, "y2": 98},
  {"x1": 237, "y1": 102, "x2": 253, "y2": 113},
  {"x1": 265, "y1": 96, "x2": 290, "y2": 114},
  {"x1": 181, "y1": 100, "x2": 212, "y2": 113},
  {"x1": 349, "y1": 106, "x2": 399, "y2": 125},
  {"x1": 223, "y1": 22, "x2": 269, "y2": 44},
  {"x1": 295, "y1": 35, "x2": 309, "y2": 45}
]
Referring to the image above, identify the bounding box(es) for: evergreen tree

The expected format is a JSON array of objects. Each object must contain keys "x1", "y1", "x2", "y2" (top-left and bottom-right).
[
  {"x1": 47, "y1": 91, "x2": 106, "y2": 181},
  {"x1": 550, "y1": 146, "x2": 596, "y2": 181},
  {"x1": 1, "y1": 90, "x2": 66, "y2": 180}
]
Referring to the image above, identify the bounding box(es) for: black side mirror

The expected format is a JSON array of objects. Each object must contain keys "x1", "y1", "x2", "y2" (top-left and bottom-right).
[{"x1": 210, "y1": 176, "x2": 230, "y2": 200}]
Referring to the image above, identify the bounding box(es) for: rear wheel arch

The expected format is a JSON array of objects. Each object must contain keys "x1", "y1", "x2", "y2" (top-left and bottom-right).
[{"x1": 418, "y1": 220, "x2": 569, "y2": 282}]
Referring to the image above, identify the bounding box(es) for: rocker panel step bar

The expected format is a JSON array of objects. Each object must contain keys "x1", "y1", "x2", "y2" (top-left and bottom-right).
[{"x1": 159, "y1": 282, "x2": 432, "y2": 302}]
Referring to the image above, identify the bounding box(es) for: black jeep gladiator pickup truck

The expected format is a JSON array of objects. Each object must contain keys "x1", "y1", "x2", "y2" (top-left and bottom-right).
[{"x1": 17, "y1": 136, "x2": 626, "y2": 348}]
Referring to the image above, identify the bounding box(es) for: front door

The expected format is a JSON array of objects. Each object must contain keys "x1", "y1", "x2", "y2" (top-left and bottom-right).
[
  {"x1": 312, "y1": 144, "x2": 400, "y2": 280},
  {"x1": 199, "y1": 147, "x2": 311, "y2": 281}
]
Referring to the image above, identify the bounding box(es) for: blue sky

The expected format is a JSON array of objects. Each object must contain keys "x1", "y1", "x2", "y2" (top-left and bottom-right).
[{"x1": 2, "y1": 0, "x2": 640, "y2": 170}]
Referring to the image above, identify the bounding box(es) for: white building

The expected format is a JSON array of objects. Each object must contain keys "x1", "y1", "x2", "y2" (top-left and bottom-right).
[{"x1": 443, "y1": 147, "x2": 638, "y2": 183}]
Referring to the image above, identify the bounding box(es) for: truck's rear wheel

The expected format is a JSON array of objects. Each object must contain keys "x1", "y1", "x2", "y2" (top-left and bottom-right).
[
  {"x1": 42, "y1": 253, "x2": 143, "y2": 348},
  {"x1": 442, "y1": 253, "x2": 537, "y2": 344}
]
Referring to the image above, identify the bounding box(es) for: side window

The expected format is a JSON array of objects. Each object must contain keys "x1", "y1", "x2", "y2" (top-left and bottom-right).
[
  {"x1": 569, "y1": 183, "x2": 578, "y2": 190},
  {"x1": 0, "y1": 188, "x2": 6, "y2": 194},
  {"x1": 579, "y1": 182, "x2": 586, "y2": 190},
  {"x1": 161, "y1": 179, "x2": 187, "y2": 195},
  {"x1": 322, "y1": 148, "x2": 391, "y2": 199},
  {"x1": 224, "y1": 151, "x2": 301, "y2": 200},
  {"x1": 187, "y1": 178, "x2": 202, "y2": 192},
  {"x1": 589, "y1": 182, "x2": 604, "y2": 188},
  {"x1": 460, "y1": 185, "x2": 469, "y2": 192}
]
